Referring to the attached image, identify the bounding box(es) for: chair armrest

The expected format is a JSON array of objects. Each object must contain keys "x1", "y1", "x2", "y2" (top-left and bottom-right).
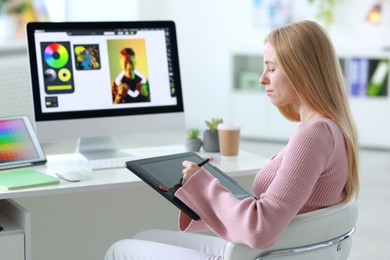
[{"x1": 224, "y1": 242, "x2": 263, "y2": 260}]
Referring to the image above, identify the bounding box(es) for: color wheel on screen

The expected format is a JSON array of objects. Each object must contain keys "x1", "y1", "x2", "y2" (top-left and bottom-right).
[{"x1": 44, "y1": 43, "x2": 69, "y2": 69}]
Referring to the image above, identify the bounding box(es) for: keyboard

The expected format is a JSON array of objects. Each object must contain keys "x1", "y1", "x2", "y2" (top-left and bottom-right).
[{"x1": 80, "y1": 156, "x2": 138, "y2": 170}]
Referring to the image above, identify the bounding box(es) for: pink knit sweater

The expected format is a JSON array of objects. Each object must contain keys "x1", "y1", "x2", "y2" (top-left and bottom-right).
[{"x1": 175, "y1": 118, "x2": 348, "y2": 249}]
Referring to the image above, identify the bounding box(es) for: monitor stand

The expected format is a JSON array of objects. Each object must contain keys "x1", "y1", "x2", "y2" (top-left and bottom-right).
[{"x1": 75, "y1": 136, "x2": 131, "y2": 161}]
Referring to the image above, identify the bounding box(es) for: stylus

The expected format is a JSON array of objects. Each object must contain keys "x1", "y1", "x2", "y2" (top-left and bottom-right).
[
  {"x1": 197, "y1": 156, "x2": 214, "y2": 167},
  {"x1": 158, "y1": 157, "x2": 214, "y2": 192}
]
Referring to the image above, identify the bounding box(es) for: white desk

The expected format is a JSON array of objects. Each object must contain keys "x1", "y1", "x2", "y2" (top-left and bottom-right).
[
  {"x1": 0, "y1": 145, "x2": 268, "y2": 200},
  {"x1": 1, "y1": 144, "x2": 269, "y2": 260}
]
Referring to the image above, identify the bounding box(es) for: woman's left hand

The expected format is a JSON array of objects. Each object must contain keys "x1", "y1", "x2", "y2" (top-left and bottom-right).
[{"x1": 181, "y1": 160, "x2": 200, "y2": 185}]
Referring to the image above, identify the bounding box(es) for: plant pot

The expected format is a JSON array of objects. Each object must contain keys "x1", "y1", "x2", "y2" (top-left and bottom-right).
[
  {"x1": 185, "y1": 138, "x2": 202, "y2": 152},
  {"x1": 203, "y1": 130, "x2": 220, "y2": 152}
]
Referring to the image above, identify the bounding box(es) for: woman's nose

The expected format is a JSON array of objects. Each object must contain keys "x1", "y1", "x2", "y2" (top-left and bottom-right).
[{"x1": 259, "y1": 73, "x2": 268, "y2": 86}]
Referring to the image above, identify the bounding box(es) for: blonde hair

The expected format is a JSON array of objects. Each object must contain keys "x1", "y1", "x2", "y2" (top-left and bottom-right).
[{"x1": 265, "y1": 20, "x2": 359, "y2": 201}]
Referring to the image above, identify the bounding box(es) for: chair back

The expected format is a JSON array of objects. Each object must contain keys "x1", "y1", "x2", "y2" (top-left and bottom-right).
[{"x1": 224, "y1": 200, "x2": 358, "y2": 260}]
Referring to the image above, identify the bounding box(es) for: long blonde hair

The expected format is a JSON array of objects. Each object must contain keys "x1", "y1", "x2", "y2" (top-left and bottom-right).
[{"x1": 265, "y1": 20, "x2": 359, "y2": 201}]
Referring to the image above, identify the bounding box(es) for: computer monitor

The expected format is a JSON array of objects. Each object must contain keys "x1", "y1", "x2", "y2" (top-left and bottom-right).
[{"x1": 26, "y1": 21, "x2": 185, "y2": 160}]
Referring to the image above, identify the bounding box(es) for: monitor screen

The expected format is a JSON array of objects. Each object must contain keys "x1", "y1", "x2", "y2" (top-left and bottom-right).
[{"x1": 26, "y1": 21, "x2": 185, "y2": 161}]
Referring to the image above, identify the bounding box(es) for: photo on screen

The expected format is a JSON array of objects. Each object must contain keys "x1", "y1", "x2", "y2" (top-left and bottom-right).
[
  {"x1": 107, "y1": 39, "x2": 151, "y2": 104},
  {"x1": 74, "y1": 44, "x2": 101, "y2": 70}
]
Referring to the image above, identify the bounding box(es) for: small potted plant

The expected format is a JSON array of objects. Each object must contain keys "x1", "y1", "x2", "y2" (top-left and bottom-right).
[
  {"x1": 0, "y1": 0, "x2": 29, "y2": 17},
  {"x1": 203, "y1": 118, "x2": 223, "y2": 152},
  {"x1": 184, "y1": 128, "x2": 202, "y2": 152}
]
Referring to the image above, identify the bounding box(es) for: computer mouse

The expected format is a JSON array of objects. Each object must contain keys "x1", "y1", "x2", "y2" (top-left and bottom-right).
[{"x1": 56, "y1": 171, "x2": 82, "y2": 182}]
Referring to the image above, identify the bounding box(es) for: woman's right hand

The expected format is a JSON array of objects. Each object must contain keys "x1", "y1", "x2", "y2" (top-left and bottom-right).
[{"x1": 181, "y1": 160, "x2": 200, "y2": 185}]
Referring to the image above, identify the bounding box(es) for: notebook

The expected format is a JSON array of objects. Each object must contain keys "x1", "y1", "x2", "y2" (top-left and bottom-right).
[
  {"x1": 126, "y1": 152, "x2": 254, "y2": 220},
  {"x1": 0, "y1": 169, "x2": 59, "y2": 190},
  {"x1": 0, "y1": 116, "x2": 47, "y2": 170}
]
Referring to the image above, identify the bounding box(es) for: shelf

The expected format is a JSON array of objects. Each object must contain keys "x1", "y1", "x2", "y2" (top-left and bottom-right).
[
  {"x1": 232, "y1": 54, "x2": 263, "y2": 91},
  {"x1": 230, "y1": 52, "x2": 390, "y2": 147},
  {"x1": 0, "y1": 211, "x2": 23, "y2": 235},
  {"x1": 0, "y1": 200, "x2": 31, "y2": 260}
]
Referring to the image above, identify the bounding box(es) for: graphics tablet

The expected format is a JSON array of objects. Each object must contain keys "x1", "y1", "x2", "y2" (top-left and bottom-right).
[
  {"x1": 126, "y1": 152, "x2": 254, "y2": 220},
  {"x1": 0, "y1": 116, "x2": 47, "y2": 170}
]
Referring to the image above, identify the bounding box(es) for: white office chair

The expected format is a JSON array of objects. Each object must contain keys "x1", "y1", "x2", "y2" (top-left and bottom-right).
[
  {"x1": 224, "y1": 199, "x2": 358, "y2": 260},
  {"x1": 121, "y1": 200, "x2": 357, "y2": 260}
]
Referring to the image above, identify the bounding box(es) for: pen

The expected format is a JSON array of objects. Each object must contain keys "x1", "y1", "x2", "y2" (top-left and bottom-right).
[
  {"x1": 198, "y1": 157, "x2": 213, "y2": 167},
  {"x1": 159, "y1": 157, "x2": 214, "y2": 192}
]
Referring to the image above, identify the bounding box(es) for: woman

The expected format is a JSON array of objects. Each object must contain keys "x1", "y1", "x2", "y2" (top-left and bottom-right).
[{"x1": 105, "y1": 20, "x2": 359, "y2": 260}]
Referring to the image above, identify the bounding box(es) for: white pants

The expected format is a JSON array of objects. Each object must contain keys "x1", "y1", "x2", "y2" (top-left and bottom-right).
[{"x1": 104, "y1": 229, "x2": 228, "y2": 260}]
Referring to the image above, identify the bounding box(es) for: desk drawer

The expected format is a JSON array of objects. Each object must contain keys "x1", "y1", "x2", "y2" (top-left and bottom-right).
[{"x1": 0, "y1": 232, "x2": 25, "y2": 260}]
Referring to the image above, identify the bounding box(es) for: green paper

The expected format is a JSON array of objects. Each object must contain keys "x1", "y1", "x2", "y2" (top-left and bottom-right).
[{"x1": 0, "y1": 169, "x2": 59, "y2": 190}]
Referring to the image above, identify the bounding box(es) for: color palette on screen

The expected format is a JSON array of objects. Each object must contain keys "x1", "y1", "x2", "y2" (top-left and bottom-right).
[{"x1": 0, "y1": 119, "x2": 38, "y2": 162}]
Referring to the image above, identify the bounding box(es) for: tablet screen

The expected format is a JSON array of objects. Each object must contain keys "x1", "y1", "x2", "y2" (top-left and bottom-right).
[
  {"x1": 126, "y1": 152, "x2": 254, "y2": 220},
  {"x1": 132, "y1": 153, "x2": 253, "y2": 200},
  {"x1": 0, "y1": 116, "x2": 46, "y2": 170}
]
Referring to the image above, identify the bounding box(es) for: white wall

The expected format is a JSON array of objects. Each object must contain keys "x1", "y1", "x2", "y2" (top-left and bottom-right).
[
  {"x1": 135, "y1": 0, "x2": 390, "y2": 148},
  {"x1": 65, "y1": 0, "x2": 138, "y2": 21},
  {"x1": 137, "y1": 0, "x2": 268, "y2": 130},
  {"x1": 10, "y1": 0, "x2": 390, "y2": 147}
]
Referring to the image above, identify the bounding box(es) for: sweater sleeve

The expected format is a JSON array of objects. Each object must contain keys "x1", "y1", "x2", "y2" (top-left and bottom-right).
[{"x1": 175, "y1": 121, "x2": 338, "y2": 249}]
